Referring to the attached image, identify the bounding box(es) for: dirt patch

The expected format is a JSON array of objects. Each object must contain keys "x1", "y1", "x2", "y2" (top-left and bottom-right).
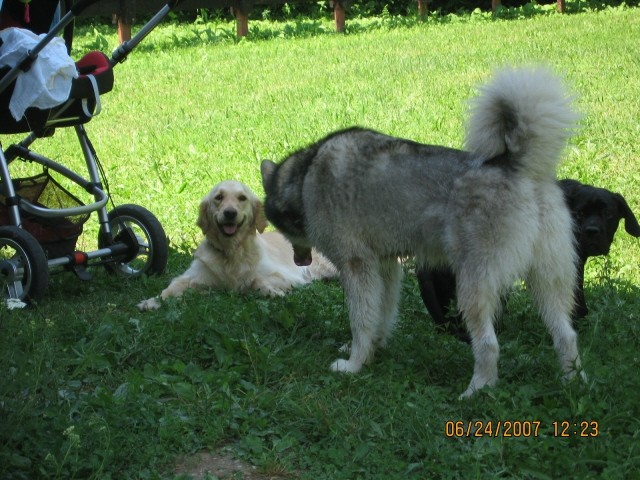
[{"x1": 175, "y1": 450, "x2": 294, "y2": 479}]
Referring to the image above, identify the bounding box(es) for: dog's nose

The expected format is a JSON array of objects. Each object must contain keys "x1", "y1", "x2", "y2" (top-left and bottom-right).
[{"x1": 223, "y1": 209, "x2": 237, "y2": 221}]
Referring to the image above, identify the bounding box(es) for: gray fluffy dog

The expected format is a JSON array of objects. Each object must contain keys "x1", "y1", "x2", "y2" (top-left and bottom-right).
[{"x1": 261, "y1": 66, "x2": 586, "y2": 397}]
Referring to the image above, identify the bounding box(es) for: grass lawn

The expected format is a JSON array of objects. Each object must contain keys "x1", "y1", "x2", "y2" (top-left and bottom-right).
[{"x1": 1, "y1": 3, "x2": 640, "y2": 479}]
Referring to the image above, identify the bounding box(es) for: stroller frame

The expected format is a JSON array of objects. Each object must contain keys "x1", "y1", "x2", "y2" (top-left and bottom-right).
[{"x1": 1, "y1": 0, "x2": 182, "y2": 301}]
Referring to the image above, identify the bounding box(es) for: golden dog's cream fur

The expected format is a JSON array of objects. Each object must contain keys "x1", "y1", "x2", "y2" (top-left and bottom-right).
[{"x1": 137, "y1": 180, "x2": 336, "y2": 311}]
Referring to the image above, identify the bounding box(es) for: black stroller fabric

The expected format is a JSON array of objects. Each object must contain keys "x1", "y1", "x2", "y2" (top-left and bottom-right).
[{"x1": 0, "y1": 50, "x2": 114, "y2": 133}]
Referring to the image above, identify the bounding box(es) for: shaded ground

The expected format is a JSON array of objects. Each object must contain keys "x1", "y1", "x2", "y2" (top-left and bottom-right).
[{"x1": 175, "y1": 450, "x2": 295, "y2": 479}]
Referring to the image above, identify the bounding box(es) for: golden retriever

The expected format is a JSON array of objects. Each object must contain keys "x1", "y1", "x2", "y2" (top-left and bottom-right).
[{"x1": 137, "y1": 180, "x2": 336, "y2": 311}]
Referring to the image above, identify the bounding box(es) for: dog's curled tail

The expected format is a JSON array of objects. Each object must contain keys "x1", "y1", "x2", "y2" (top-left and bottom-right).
[{"x1": 465, "y1": 66, "x2": 580, "y2": 179}]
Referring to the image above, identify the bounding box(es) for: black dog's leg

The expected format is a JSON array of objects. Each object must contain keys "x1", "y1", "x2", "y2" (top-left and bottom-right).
[
  {"x1": 416, "y1": 267, "x2": 451, "y2": 326},
  {"x1": 416, "y1": 267, "x2": 470, "y2": 342},
  {"x1": 573, "y1": 259, "x2": 589, "y2": 319}
]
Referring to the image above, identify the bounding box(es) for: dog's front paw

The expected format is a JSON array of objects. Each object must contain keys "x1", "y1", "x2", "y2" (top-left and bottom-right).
[
  {"x1": 256, "y1": 283, "x2": 287, "y2": 297},
  {"x1": 137, "y1": 297, "x2": 162, "y2": 311},
  {"x1": 459, "y1": 386, "x2": 478, "y2": 400},
  {"x1": 330, "y1": 358, "x2": 362, "y2": 374},
  {"x1": 267, "y1": 287, "x2": 287, "y2": 297},
  {"x1": 562, "y1": 368, "x2": 588, "y2": 385},
  {"x1": 459, "y1": 373, "x2": 498, "y2": 399}
]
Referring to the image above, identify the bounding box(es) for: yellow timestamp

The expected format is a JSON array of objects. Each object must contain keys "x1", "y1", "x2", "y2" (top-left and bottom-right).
[
  {"x1": 552, "y1": 420, "x2": 600, "y2": 437},
  {"x1": 444, "y1": 420, "x2": 600, "y2": 438}
]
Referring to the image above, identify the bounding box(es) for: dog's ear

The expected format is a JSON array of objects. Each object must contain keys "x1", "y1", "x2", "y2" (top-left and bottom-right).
[
  {"x1": 196, "y1": 199, "x2": 211, "y2": 234},
  {"x1": 260, "y1": 160, "x2": 277, "y2": 190},
  {"x1": 253, "y1": 197, "x2": 268, "y2": 234},
  {"x1": 615, "y1": 193, "x2": 640, "y2": 237}
]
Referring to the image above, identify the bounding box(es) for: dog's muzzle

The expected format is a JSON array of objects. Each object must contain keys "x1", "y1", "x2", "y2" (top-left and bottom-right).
[
  {"x1": 579, "y1": 223, "x2": 609, "y2": 256},
  {"x1": 218, "y1": 209, "x2": 244, "y2": 236},
  {"x1": 293, "y1": 245, "x2": 312, "y2": 266}
]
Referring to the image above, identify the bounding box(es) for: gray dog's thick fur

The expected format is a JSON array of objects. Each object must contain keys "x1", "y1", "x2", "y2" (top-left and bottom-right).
[{"x1": 261, "y1": 66, "x2": 586, "y2": 397}]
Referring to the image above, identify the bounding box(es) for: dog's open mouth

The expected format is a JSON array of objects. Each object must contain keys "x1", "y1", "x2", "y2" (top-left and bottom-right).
[
  {"x1": 222, "y1": 224, "x2": 237, "y2": 236},
  {"x1": 218, "y1": 219, "x2": 245, "y2": 237}
]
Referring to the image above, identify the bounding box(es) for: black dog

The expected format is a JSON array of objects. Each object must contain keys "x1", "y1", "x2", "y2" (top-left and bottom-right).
[{"x1": 417, "y1": 179, "x2": 640, "y2": 341}]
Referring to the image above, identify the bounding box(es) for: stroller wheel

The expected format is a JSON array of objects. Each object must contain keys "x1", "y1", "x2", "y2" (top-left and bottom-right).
[
  {"x1": 0, "y1": 226, "x2": 49, "y2": 302},
  {"x1": 98, "y1": 204, "x2": 168, "y2": 277}
]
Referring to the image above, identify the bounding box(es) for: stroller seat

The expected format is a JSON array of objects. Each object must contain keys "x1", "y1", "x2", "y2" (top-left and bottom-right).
[{"x1": 0, "y1": 48, "x2": 114, "y2": 134}]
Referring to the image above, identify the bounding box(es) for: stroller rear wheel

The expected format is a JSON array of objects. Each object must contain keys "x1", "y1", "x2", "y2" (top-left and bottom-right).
[
  {"x1": 98, "y1": 204, "x2": 168, "y2": 277},
  {"x1": 0, "y1": 226, "x2": 49, "y2": 301}
]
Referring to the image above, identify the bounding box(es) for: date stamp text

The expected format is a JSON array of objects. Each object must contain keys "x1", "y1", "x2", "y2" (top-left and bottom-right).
[{"x1": 444, "y1": 420, "x2": 600, "y2": 438}]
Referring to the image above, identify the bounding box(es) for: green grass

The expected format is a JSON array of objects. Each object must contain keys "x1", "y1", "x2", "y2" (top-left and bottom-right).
[{"x1": 2, "y1": 4, "x2": 640, "y2": 479}]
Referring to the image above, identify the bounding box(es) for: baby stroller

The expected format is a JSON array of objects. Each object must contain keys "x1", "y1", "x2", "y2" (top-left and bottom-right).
[{"x1": 0, "y1": 0, "x2": 182, "y2": 301}]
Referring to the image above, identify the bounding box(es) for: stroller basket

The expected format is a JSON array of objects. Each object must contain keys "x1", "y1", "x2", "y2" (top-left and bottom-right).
[{"x1": 0, "y1": 171, "x2": 89, "y2": 258}]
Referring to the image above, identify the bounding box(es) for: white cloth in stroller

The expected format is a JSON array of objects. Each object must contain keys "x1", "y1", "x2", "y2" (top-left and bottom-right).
[{"x1": 0, "y1": 27, "x2": 77, "y2": 121}]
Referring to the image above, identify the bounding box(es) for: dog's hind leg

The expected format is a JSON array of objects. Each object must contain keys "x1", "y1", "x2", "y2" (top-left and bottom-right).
[
  {"x1": 376, "y1": 258, "x2": 403, "y2": 347},
  {"x1": 527, "y1": 263, "x2": 586, "y2": 384},
  {"x1": 331, "y1": 257, "x2": 386, "y2": 373},
  {"x1": 528, "y1": 196, "x2": 586, "y2": 385},
  {"x1": 457, "y1": 281, "x2": 503, "y2": 398}
]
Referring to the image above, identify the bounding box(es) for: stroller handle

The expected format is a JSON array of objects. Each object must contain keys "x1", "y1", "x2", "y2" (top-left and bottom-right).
[
  {"x1": 18, "y1": 185, "x2": 109, "y2": 219},
  {"x1": 110, "y1": 0, "x2": 185, "y2": 65}
]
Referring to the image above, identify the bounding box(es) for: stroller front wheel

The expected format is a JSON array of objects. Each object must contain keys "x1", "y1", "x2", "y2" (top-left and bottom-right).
[
  {"x1": 0, "y1": 226, "x2": 49, "y2": 302},
  {"x1": 98, "y1": 204, "x2": 168, "y2": 277}
]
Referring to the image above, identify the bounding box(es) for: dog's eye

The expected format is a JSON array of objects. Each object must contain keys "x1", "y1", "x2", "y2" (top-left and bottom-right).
[
  {"x1": 214, "y1": 194, "x2": 224, "y2": 201},
  {"x1": 238, "y1": 195, "x2": 247, "y2": 202}
]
